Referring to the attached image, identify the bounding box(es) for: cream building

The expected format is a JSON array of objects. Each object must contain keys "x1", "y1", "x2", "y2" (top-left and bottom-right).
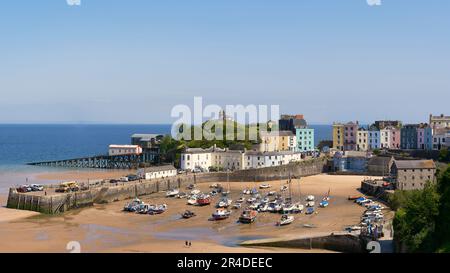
[
  {"x1": 278, "y1": 131, "x2": 297, "y2": 151},
  {"x1": 180, "y1": 147, "x2": 213, "y2": 171},
  {"x1": 212, "y1": 149, "x2": 245, "y2": 171},
  {"x1": 258, "y1": 131, "x2": 280, "y2": 152},
  {"x1": 244, "y1": 151, "x2": 302, "y2": 169},
  {"x1": 357, "y1": 129, "x2": 368, "y2": 151}
]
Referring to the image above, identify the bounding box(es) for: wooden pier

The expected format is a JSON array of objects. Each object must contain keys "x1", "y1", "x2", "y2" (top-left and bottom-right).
[{"x1": 28, "y1": 152, "x2": 159, "y2": 169}]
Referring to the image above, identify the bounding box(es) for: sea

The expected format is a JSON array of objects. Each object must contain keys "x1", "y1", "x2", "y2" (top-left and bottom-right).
[{"x1": 0, "y1": 124, "x2": 332, "y2": 193}]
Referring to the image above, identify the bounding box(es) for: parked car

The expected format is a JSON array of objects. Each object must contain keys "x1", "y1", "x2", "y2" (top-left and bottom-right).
[
  {"x1": 17, "y1": 185, "x2": 32, "y2": 193},
  {"x1": 55, "y1": 181, "x2": 80, "y2": 193},
  {"x1": 127, "y1": 175, "x2": 139, "y2": 181},
  {"x1": 30, "y1": 184, "x2": 44, "y2": 191},
  {"x1": 177, "y1": 169, "x2": 186, "y2": 175},
  {"x1": 119, "y1": 177, "x2": 129, "y2": 182}
]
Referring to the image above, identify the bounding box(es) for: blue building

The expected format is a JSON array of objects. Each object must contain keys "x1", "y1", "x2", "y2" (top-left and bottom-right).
[
  {"x1": 368, "y1": 127, "x2": 381, "y2": 150},
  {"x1": 296, "y1": 128, "x2": 315, "y2": 152},
  {"x1": 401, "y1": 124, "x2": 419, "y2": 149}
]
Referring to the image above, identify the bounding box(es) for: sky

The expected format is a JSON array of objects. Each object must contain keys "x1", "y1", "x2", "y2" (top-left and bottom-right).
[{"x1": 0, "y1": 0, "x2": 449, "y2": 125}]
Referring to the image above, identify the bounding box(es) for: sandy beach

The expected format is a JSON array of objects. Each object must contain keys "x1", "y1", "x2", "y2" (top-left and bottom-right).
[{"x1": 0, "y1": 174, "x2": 382, "y2": 253}]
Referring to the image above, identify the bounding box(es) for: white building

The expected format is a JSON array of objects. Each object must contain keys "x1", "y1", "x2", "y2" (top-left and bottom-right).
[
  {"x1": 108, "y1": 145, "x2": 142, "y2": 156},
  {"x1": 180, "y1": 147, "x2": 213, "y2": 171},
  {"x1": 357, "y1": 129, "x2": 368, "y2": 151},
  {"x1": 244, "y1": 151, "x2": 302, "y2": 169},
  {"x1": 137, "y1": 165, "x2": 177, "y2": 180},
  {"x1": 433, "y1": 128, "x2": 449, "y2": 150}
]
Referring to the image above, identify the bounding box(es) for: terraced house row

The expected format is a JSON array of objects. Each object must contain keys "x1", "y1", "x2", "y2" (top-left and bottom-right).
[{"x1": 333, "y1": 114, "x2": 449, "y2": 152}]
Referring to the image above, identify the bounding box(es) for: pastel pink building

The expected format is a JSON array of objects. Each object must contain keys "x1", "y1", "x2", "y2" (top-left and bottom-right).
[
  {"x1": 390, "y1": 127, "x2": 401, "y2": 149},
  {"x1": 344, "y1": 121, "x2": 359, "y2": 151}
]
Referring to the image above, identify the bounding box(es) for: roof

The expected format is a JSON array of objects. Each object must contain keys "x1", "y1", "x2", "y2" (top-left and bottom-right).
[
  {"x1": 368, "y1": 156, "x2": 393, "y2": 166},
  {"x1": 109, "y1": 145, "x2": 140, "y2": 148},
  {"x1": 140, "y1": 165, "x2": 176, "y2": 172},
  {"x1": 245, "y1": 151, "x2": 302, "y2": 156},
  {"x1": 131, "y1": 134, "x2": 164, "y2": 141},
  {"x1": 260, "y1": 131, "x2": 294, "y2": 137},
  {"x1": 393, "y1": 160, "x2": 436, "y2": 170}
]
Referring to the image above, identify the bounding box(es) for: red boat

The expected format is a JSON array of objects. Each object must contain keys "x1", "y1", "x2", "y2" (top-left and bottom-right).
[{"x1": 197, "y1": 194, "x2": 211, "y2": 206}]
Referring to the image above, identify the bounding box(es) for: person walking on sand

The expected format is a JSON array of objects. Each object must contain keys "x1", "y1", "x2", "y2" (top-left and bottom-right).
[{"x1": 185, "y1": 240, "x2": 188, "y2": 247}]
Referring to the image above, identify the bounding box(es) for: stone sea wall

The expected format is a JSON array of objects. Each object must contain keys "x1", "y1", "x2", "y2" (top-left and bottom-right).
[{"x1": 7, "y1": 157, "x2": 327, "y2": 214}]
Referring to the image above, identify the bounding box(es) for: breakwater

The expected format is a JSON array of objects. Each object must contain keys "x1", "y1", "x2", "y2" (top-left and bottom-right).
[
  {"x1": 240, "y1": 232, "x2": 366, "y2": 253},
  {"x1": 7, "y1": 158, "x2": 328, "y2": 214}
]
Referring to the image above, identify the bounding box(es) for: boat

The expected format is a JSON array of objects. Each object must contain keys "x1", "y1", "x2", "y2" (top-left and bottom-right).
[
  {"x1": 261, "y1": 197, "x2": 270, "y2": 203},
  {"x1": 277, "y1": 214, "x2": 294, "y2": 226},
  {"x1": 186, "y1": 184, "x2": 195, "y2": 190},
  {"x1": 268, "y1": 201, "x2": 282, "y2": 213},
  {"x1": 217, "y1": 198, "x2": 232, "y2": 208},
  {"x1": 181, "y1": 210, "x2": 196, "y2": 219},
  {"x1": 306, "y1": 195, "x2": 315, "y2": 201},
  {"x1": 306, "y1": 201, "x2": 315, "y2": 207},
  {"x1": 319, "y1": 200, "x2": 329, "y2": 208},
  {"x1": 148, "y1": 204, "x2": 167, "y2": 215},
  {"x1": 166, "y1": 189, "x2": 179, "y2": 197},
  {"x1": 210, "y1": 183, "x2": 221, "y2": 188},
  {"x1": 246, "y1": 197, "x2": 256, "y2": 204},
  {"x1": 249, "y1": 202, "x2": 261, "y2": 210},
  {"x1": 292, "y1": 203, "x2": 304, "y2": 213},
  {"x1": 348, "y1": 195, "x2": 362, "y2": 201},
  {"x1": 242, "y1": 189, "x2": 251, "y2": 195},
  {"x1": 197, "y1": 194, "x2": 211, "y2": 206},
  {"x1": 250, "y1": 188, "x2": 259, "y2": 195},
  {"x1": 190, "y1": 189, "x2": 201, "y2": 195},
  {"x1": 232, "y1": 203, "x2": 242, "y2": 209},
  {"x1": 239, "y1": 209, "x2": 258, "y2": 223},
  {"x1": 212, "y1": 208, "x2": 231, "y2": 220},
  {"x1": 258, "y1": 203, "x2": 269, "y2": 212},
  {"x1": 123, "y1": 198, "x2": 143, "y2": 212},
  {"x1": 280, "y1": 185, "x2": 288, "y2": 192},
  {"x1": 136, "y1": 204, "x2": 153, "y2": 214},
  {"x1": 259, "y1": 184, "x2": 271, "y2": 189},
  {"x1": 282, "y1": 203, "x2": 296, "y2": 214},
  {"x1": 187, "y1": 196, "x2": 198, "y2": 205},
  {"x1": 176, "y1": 192, "x2": 187, "y2": 199},
  {"x1": 236, "y1": 197, "x2": 245, "y2": 203},
  {"x1": 268, "y1": 191, "x2": 277, "y2": 196},
  {"x1": 305, "y1": 207, "x2": 315, "y2": 215}
]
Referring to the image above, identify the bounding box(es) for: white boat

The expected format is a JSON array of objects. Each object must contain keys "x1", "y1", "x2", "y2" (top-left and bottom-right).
[
  {"x1": 242, "y1": 189, "x2": 251, "y2": 195},
  {"x1": 249, "y1": 202, "x2": 261, "y2": 210},
  {"x1": 246, "y1": 197, "x2": 256, "y2": 204},
  {"x1": 259, "y1": 203, "x2": 269, "y2": 212},
  {"x1": 217, "y1": 198, "x2": 232, "y2": 208},
  {"x1": 136, "y1": 203, "x2": 152, "y2": 214},
  {"x1": 277, "y1": 215, "x2": 294, "y2": 226},
  {"x1": 187, "y1": 196, "x2": 198, "y2": 205},
  {"x1": 292, "y1": 203, "x2": 304, "y2": 213},
  {"x1": 212, "y1": 208, "x2": 231, "y2": 220},
  {"x1": 306, "y1": 201, "x2": 315, "y2": 207},
  {"x1": 123, "y1": 198, "x2": 143, "y2": 212},
  {"x1": 282, "y1": 204, "x2": 296, "y2": 213},
  {"x1": 280, "y1": 185, "x2": 288, "y2": 192},
  {"x1": 233, "y1": 203, "x2": 242, "y2": 209},
  {"x1": 191, "y1": 189, "x2": 201, "y2": 195},
  {"x1": 262, "y1": 197, "x2": 270, "y2": 203},
  {"x1": 306, "y1": 195, "x2": 315, "y2": 201},
  {"x1": 236, "y1": 197, "x2": 245, "y2": 203},
  {"x1": 148, "y1": 204, "x2": 167, "y2": 215},
  {"x1": 268, "y1": 191, "x2": 277, "y2": 196},
  {"x1": 166, "y1": 189, "x2": 179, "y2": 197},
  {"x1": 259, "y1": 184, "x2": 271, "y2": 189}
]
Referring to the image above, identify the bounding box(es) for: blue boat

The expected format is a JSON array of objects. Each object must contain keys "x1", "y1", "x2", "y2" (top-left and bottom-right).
[
  {"x1": 306, "y1": 207, "x2": 315, "y2": 215},
  {"x1": 319, "y1": 200, "x2": 329, "y2": 208}
]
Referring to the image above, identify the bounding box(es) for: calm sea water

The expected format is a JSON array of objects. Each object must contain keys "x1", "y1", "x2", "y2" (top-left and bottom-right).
[{"x1": 0, "y1": 124, "x2": 331, "y2": 193}]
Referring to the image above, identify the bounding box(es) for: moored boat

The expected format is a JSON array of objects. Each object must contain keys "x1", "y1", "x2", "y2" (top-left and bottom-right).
[
  {"x1": 148, "y1": 204, "x2": 167, "y2": 215},
  {"x1": 217, "y1": 198, "x2": 232, "y2": 208},
  {"x1": 197, "y1": 194, "x2": 211, "y2": 206},
  {"x1": 181, "y1": 210, "x2": 196, "y2": 219},
  {"x1": 319, "y1": 200, "x2": 329, "y2": 208},
  {"x1": 166, "y1": 189, "x2": 179, "y2": 197},
  {"x1": 239, "y1": 209, "x2": 258, "y2": 223},
  {"x1": 277, "y1": 214, "x2": 294, "y2": 226},
  {"x1": 212, "y1": 208, "x2": 231, "y2": 220},
  {"x1": 305, "y1": 207, "x2": 315, "y2": 215},
  {"x1": 123, "y1": 198, "x2": 143, "y2": 212}
]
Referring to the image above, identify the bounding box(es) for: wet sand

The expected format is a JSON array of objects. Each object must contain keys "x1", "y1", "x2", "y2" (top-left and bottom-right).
[
  {"x1": 35, "y1": 170, "x2": 133, "y2": 182},
  {"x1": 0, "y1": 174, "x2": 378, "y2": 253}
]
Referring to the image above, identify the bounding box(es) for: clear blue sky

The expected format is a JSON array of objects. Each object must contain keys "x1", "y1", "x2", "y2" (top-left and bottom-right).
[{"x1": 0, "y1": 0, "x2": 449, "y2": 124}]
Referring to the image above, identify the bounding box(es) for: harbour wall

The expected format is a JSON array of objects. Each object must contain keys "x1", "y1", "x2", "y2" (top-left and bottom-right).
[
  {"x1": 7, "y1": 158, "x2": 328, "y2": 214},
  {"x1": 240, "y1": 232, "x2": 366, "y2": 253}
]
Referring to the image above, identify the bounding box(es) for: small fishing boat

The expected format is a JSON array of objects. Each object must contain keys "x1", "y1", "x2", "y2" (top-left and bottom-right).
[
  {"x1": 319, "y1": 200, "x2": 329, "y2": 208},
  {"x1": 166, "y1": 189, "x2": 179, "y2": 197},
  {"x1": 242, "y1": 189, "x2": 251, "y2": 195},
  {"x1": 268, "y1": 191, "x2": 277, "y2": 196},
  {"x1": 268, "y1": 201, "x2": 282, "y2": 213},
  {"x1": 181, "y1": 210, "x2": 196, "y2": 219},
  {"x1": 217, "y1": 198, "x2": 232, "y2": 208},
  {"x1": 261, "y1": 197, "x2": 270, "y2": 203},
  {"x1": 306, "y1": 201, "x2": 315, "y2": 207},
  {"x1": 246, "y1": 197, "x2": 256, "y2": 204},
  {"x1": 249, "y1": 202, "x2": 261, "y2": 210},
  {"x1": 236, "y1": 197, "x2": 245, "y2": 203},
  {"x1": 136, "y1": 204, "x2": 153, "y2": 214},
  {"x1": 123, "y1": 198, "x2": 143, "y2": 212},
  {"x1": 259, "y1": 184, "x2": 271, "y2": 189},
  {"x1": 250, "y1": 188, "x2": 259, "y2": 195},
  {"x1": 176, "y1": 192, "x2": 187, "y2": 199},
  {"x1": 277, "y1": 214, "x2": 294, "y2": 226},
  {"x1": 232, "y1": 202, "x2": 242, "y2": 209},
  {"x1": 305, "y1": 207, "x2": 315, "y2": 215},
  {"x1": 212, "y1": 208, "x2": 231, "y2": 220},
  {"x1": 306, "y1": 195, "x2": 315, "y2": 201},
  {"x1": 239, "y1": 209, "x2": 258, "y2": 223},
  {"x1": 280, "y1": 185, "x2": 288, "y2": 192},
  {"x1": 348, "y1": 195, "x2": 362, "y2": 201},
  {"x1": 190, "y1": 189, "x2": 201, "y2": 195},
  {"x1": 187, "y1": 196, "x2": 198, "y2": 206},
  {"x1": 148, "y1": 204, "x2": 167, "y2": 215},
  {"x1": 292, "y1": 203, "x2": 304, "y2": 213},
  {"x1": 282, "y1": 203, "x2": 296, "y2": 214},
  {"x1": 186, "y1": 184, "x2": 195, "y2": 190},
  {"x1": 258, "y1": 203, "x2": 269, "y2": 212},
  {"x1": 197, "y1": 194, "x2": 211, "y2": 206}
]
